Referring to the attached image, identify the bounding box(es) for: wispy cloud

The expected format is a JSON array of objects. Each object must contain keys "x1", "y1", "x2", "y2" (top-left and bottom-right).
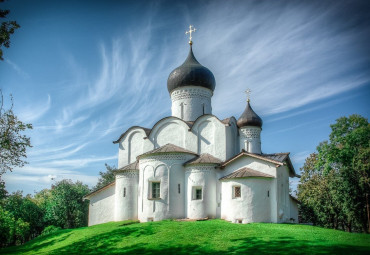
[
  {"x1": 5, "y1": 59, "x2": 30, "y2": 79},
  {"x1": 16, "y1": 94, "x2": 51, "y2": 122}
]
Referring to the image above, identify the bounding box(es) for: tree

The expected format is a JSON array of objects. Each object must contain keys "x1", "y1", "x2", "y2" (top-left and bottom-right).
[
  {"x1": 0, "y1": 0, "x2": 20, "y2": 60},
  {"x1": 0, "y1": 91, "x2": 32, "y2": 175},
  {"x1": 44, "y1": 179, "x2": 90, "y2": 229},
  {"x1": 93, "y1": 163, "x2": 116, "y2": 190},
  {"x1": 298, "y1": 114, "x2": 370, "y2": 233}
]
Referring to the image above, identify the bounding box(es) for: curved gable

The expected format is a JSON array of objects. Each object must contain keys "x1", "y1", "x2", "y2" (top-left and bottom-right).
[
  {"x1": 149, "y1": 116, "x2": 192, "y2": 148},
  {"x1": 117, "y1": 127, "x2": 154, "y2": 167}
]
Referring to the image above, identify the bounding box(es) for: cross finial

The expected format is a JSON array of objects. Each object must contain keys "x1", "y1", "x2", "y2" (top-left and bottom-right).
[
  {"x1": 245, "y1": 88, "x2": 252, "y2": 102},
  {"x1": 185, "y1": 25, "x2": 197, "y2": 45}
]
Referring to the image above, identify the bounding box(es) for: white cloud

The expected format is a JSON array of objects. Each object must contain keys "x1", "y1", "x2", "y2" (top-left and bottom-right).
[{"x1": 16, "y1": 94, "x2": 51, "y2": 122}]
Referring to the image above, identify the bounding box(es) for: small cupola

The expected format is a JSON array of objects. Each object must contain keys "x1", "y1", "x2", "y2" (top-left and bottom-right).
[{"x1": 237, "y1": 101, "x2": 263, "y2": 128}]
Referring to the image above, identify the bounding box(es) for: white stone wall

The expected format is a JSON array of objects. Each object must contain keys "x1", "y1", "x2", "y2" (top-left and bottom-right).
[
  {"x1": 289, "y1": 197, "x2": 299, "y2": 223},
  {"x1": 185, "y1": 165, "x2": 217, "y2": 219},
  {"x1": 137, "y1": 153, "x2": 194, "y2": 222},
  {"x1": 170, "y1": 86, "x2": 213, "y2": 122},
  {"x1": 220, "y1": 156, "x2": 278, "y2": 223},
  {"x1": 220, "y1": 178, "x2": 272, "y2": 223},
  {"x1": 276, "y1": 165, "x2": 290, "y2": 223},
  {"x1": 114, "y1": 170, "x2": 139, "y2": 221},
  {"x1": 239, "y1": 126, "x2": 262, "y2": 154},
  {"x1": 87, "y1": 184, "x2": 115, "y2": 226}
]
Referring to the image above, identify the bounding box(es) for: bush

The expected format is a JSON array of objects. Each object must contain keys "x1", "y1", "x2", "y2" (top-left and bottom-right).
[{"x1": 40, "y1": 225, "x2": 62, "y2": 236}]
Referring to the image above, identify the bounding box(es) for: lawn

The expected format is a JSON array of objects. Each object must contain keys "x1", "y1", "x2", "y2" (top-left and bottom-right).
[{"x1": 1, "y1": 220, "x2": 369, "y2": 254}]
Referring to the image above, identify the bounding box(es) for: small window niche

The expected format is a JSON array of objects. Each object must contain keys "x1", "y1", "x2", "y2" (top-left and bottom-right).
[
  {"x1": 178, "y1": 184, "x2": 180, "y2": 194},
  {"x1": 233, "y1": 186, "x2": 241, "y2": 199},
  {"x1": 236, "y1": 219, "x2": 243, "y2": 224},
  {"x1": 149, "y1": 181, "x2": 160, "y2": 199},
  {"x1": 192, "y1": 186, "x2": 203, "y2": 200},
  {"x1": 123, "y1": 187, "x2": 126, "y2": 197}
]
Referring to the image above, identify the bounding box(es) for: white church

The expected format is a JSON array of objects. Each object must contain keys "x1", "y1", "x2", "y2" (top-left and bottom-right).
[{"x1": 84, "y1": 27, "x2": 299, "y2": 226}]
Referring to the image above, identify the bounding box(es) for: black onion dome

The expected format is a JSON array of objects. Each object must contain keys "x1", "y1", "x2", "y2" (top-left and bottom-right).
[
  {"x1": 237, "y1": 101, "x2": 263, "y2": 128},
  {"x1": 167, "y1": 45, "x2": 216, "y2": 93}
]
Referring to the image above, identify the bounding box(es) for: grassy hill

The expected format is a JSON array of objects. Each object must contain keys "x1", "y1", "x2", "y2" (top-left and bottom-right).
[{"x1": 1, "y1": 220, "x2": 370, "y2": 255}]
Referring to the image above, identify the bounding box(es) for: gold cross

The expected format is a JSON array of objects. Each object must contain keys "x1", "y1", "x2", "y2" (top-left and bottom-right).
[
  {"x1": 185, "y1": 25, "x2": 197, "y2": 45},
  {"x1": 245, "y1": 88, "x2": 252, "y2": 102}
]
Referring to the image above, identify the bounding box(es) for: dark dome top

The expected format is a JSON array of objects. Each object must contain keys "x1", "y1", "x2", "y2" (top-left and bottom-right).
[
  {"x1": 167, "y1": 45, "x2": 216, "y2": 93},
  {"x1": 237, "y1": 101, "x2": 263, "y2": 128}
]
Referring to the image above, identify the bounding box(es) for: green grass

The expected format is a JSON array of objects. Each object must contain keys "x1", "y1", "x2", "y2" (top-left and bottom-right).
[{"x1": 1, "y1": 220, "x2": 370, "y2": 254}]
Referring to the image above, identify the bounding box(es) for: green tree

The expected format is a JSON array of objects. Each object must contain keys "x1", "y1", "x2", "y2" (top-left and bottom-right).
[
  {"x1": 0, "y1": 0, "x2": 20, "y2": 60},
  {"x1": 44, "y1": 179, "x2": 90, "y2": 229},
  {"x1": 0, "y1": 92, "x2": 32, "y2": 175},
  {"x1": 3, "y1": 191, "x2": 44, "y2": 239},
  {"x1": 298, "y1": 114, "x2": 370, "y2": 233},
  {"x1": 93, "y1": 163, "x2": 116, "y2": 190}
]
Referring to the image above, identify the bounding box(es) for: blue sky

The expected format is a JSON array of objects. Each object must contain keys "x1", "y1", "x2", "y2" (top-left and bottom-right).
[{"x1": 1, "y1": 0, "x2": 369, "y2": 195}]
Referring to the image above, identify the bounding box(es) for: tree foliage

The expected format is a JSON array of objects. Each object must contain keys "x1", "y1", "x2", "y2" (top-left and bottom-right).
[
  {"x1": 298, "y1": 114, "x2": 370, "y2": 233},
  {"x1": 0, "y1": 91, "x2": 32, "y2": 175},
  {"x1": 44, "y1": 179, "x2": 90, "y2": 229},
  {"x1": 0, "y1": 0, "x2": 20, "y2": 60},
  {"x1": 93, "y1": 163, "x2": 116, "y2": 190}
]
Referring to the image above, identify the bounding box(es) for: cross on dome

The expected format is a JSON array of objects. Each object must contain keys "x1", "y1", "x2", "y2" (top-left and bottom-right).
[
  {"x1": 245, "y1": 88, "x2": 252, "y2": 102},
  {"x1": 185, "y1": 25, "x2": 197, "y2": 45}
]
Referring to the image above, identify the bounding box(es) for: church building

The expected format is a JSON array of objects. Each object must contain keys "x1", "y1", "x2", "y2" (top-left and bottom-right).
[{"x1": 84, "y1": 27, "x2": 299, "y2": 226}]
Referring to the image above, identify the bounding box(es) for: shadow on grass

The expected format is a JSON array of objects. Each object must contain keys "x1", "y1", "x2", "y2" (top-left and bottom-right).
[
  {"x1": 2, "y1": 223, "x2": 369, "y2": 255},
  {"x1": 39, "y1": 234, "x2": 370, "y2": 255}
]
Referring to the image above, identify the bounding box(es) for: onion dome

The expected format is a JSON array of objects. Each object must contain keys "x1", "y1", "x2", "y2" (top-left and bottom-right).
[
  {"x1": 167, "y1": 45, "x2": 216, "y2": 93},
  {"x1": 237, "y1": 101, "x2": 263, "y2": 128}
]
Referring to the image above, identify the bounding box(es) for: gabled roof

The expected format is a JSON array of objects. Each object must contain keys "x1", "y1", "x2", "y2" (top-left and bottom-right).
[
  {"x1": 83, "y1": 181, "x2": 116, "y2": 200},
  {"x1": 220, "y1": 167, "x2": 274, "y2": 180},
  {"x1": 184, "y1": 153, "x2": 222, "y2": 166},
  {"x1": 220, "y1": 151, "x2": 297, "y2": 177},
  {"x1": 138, "y1": 143, "x2": 198, "y2": 159},
  {"x1": 114, "y1": 161, "x2": 139, "y2": 173}
]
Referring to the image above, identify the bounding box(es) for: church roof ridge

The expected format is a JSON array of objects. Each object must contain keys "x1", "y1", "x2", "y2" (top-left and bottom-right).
[
  {"x1": 114, "y1": 161, "x2": 139, "y2": 172},
  {"x1": 219, "y1": 167, "x2": 274, "y2": 180},
  {"x1": 220, "y1": 151, "x2": 297, "y2": 177},
  {"x1": 114, "y1": 115, "x2": 237, "y2": 145},
  {"x1": 83, "y1": 181, "x2": 116, "y2": 200},
  {"x1": 113, "y1": 126, "x2": 151, "y2": 144},
  {"x1": 184, "y1": 153, "x2": 222, "y2": 166},
  {"x1": 138, "y1": 143, "x2": 198, "y2": 159}
]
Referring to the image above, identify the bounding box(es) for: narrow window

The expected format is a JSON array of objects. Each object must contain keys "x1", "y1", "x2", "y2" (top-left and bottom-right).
[
  {"x1": 202, "y1": 103, "x2": 205, "y2": 114},
  {"x1": 180, "y1": 102, "x2": 184, "y2": 119},
  {"x1": 151, "y1": 182, "x2": 160, "y2": 199},
  {"x1": 192, "y1": 187, "x2": 202, "y2": 200},
  {"x1": 233, "y1": 186, "x2": 241, "y2": 198},
  {"x1": 178, "y1": 184, "x2": 180, "y2": 194},
  {"x1": 244, "y1": 141, "x2": 249, "y2": 152},
  {"x1": 195, "y1": 188, "x2": 202, "y2": 200},
  {"x1": 123, "y1": 187, "x2": 126, "y2": 197},
  {"x1": 267, "y1": 190, "x2": 269, "y2": 197}
]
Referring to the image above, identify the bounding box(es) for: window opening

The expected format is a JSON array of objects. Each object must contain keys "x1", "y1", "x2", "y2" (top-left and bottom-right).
[
  {"x1": 178, "y1": 184, "x2": 180, "y2": 194},
  {"x1": 267, "y1": 190, "x2": 269, "y2": 197},
  {"x1": 192, "y1": 186, "x2": 203, "y2": 200},
  {"x1": 233, "y1": 186, "x2": 241, "y2": 198},
  {"x1": 195, "y1": 188, "x2": 202, "y2": 200},
  {"x1": 151, "y1": 182, "x2": 160, "y2": 199},
  {"x1": 123, "y1": 187, "x2": 126, "y2": 197}
]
